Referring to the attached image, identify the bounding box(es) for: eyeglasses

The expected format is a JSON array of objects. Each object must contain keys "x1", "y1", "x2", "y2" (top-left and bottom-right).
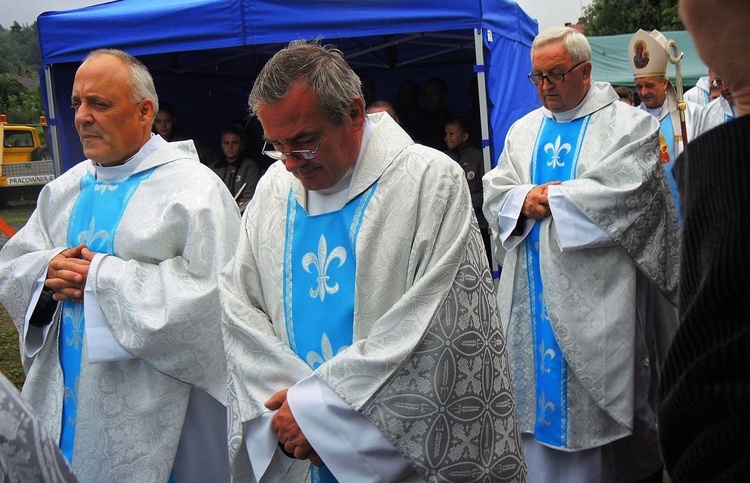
[
  {"x1": 527, "y1": 61, "x2": 586, "y2": 86},
  {"x1": 261, "y1": 126, "x2": 330, "y2": 161}
]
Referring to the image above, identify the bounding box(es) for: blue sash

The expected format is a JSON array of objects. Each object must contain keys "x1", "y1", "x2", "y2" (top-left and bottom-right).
[
  {"x1": 282, "y1": 185, "x2": 376, "y2": 482},
  {"x1": 59, "y1": 168, "x2": 154, "y2": 462},
  {"x1": 658, "y1": 117, "x2": 681, "y2": 223},
  {"x1": 527, "y1": 115, "x2": 589, "y2": 448}
]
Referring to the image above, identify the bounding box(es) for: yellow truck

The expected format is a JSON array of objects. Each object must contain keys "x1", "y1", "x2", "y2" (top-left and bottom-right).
[{"x1": 0, "y1": 114, "x2": 55, "y2": 205}]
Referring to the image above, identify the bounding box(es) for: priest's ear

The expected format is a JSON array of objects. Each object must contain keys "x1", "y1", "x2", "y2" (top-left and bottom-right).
[
  {"x1": 581, "y1": 61, "x2": 593, "y2": 81},
  {"x1": 349, "y1": 97, "x2": 366, "y2": 131},
  {"x1": 139, "y1": 98, "x2": 157, "y2": 124}
]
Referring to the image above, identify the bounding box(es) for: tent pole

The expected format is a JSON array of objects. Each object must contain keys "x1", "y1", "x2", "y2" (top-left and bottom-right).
[
  {"x1": 474, "y1": 27, "x2": 500, "y2": 279},
  {"x1": 473, "y1": 28, "x2": 491, "y2": 177},
  {"x1": 44, "y1": 65, "x2": 62, "y2": 177}
]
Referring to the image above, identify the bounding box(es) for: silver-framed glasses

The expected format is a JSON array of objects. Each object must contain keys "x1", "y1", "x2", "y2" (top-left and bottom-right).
[{"x1": 261, "y1": 126, "x2": 330, "y2": 161}]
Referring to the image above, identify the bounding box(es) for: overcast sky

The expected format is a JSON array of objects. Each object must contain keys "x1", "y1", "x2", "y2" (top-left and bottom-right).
[{"x1": 3, "y1": 0, "x2": 591, "y2": 31}]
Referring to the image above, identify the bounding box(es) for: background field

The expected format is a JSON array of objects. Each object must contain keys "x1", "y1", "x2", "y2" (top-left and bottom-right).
[{"x1": 0, "y1": 201, "x2": 35, "y2": 389}]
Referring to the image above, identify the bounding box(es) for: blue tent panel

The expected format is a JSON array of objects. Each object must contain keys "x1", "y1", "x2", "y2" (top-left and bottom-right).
[
  {"x1": 38, "y1": 0, "x2": 246, "y2": 64},
  {"x1": 37, "y1": 0, "x2": 539, "y2": 172}
]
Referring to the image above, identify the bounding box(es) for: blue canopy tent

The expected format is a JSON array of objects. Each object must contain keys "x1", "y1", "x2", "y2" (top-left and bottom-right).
[{"x1": 37, "y1": 0, "x2": 539, "y2": 176}]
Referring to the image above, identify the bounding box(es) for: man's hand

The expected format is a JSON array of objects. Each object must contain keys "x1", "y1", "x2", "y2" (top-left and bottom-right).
[
  {"x1": 266, "y1": 389, "x2": 324, "y2": 467},
  {"x1": 522, "y1": 181, "x2": 562, "y2": 219},
  {"x1": 45, "y1": 244, "x2": 93, "y2": 303}
]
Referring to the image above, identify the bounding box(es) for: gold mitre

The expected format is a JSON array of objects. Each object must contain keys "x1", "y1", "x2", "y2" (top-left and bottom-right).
[{"x1": 629, "y1": 29, "x2": 668, "y2": 79}]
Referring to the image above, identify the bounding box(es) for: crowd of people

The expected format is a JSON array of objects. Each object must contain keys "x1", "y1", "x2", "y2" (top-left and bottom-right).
[{"x1": 1, "y1": 2, "x2": 747, "y2": 481}]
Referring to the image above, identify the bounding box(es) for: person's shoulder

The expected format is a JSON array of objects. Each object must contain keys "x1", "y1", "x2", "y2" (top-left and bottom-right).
[
  {"x1": 153, "y1": 150, "x2": 225, "y2": 187},
  {"x1": 44, "y1": 159, "x2": 90, "y2": 188},
  {"x1": 509, "y1": 107, "x2": 544, "y2": 129},
  {"x1": 685, "y1": 99, "x2": 705, "y2": 116},
  {"x1": 397, "y1": 143, "x2": 466, "y2": 180},
  {"x1": 607, "y1": 98, "x2": 657, "y2": 125}
]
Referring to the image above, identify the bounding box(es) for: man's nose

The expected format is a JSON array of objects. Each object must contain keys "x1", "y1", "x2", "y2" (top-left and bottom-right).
[
  {"x1": 75, "y1": 104, "x2": 94, "y2": 124},
  {"x1": 283, "y1": 154, "x2": 306, "y2": 172}
]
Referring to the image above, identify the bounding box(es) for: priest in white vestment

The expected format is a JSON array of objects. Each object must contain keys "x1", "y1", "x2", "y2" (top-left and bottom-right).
[
  {"x1": 696, "y1": 80, "x2": 740, "y2": 133},
  {"x1": 683, "y1": 71, "x2": 714, "y2": 107},
  {"x1": 0, "y1": 50, "x2": 239, "y2": 482},
  {"x1": 220, "y1": 40, "x2": 526, "y2": 482},
  {"x1": 483, "y1": 27, "x2": 680, "y2": 482}
]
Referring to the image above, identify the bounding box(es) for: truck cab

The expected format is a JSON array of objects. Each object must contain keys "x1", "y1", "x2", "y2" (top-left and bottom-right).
[{"x1": 0, "y1": 114, "x2": 55, "y2": 205}]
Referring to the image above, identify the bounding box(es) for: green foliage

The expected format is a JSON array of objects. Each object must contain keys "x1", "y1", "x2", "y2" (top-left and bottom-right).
[
  {"x1": 0, "y1": 22, "x2": 44, "y2": 124},
  {"x1": 0, "y1": 74, "x2": 43, "y2": 123},
  {"x1": 583, "y1": 0, "x2": 684, "y2": 36},
  {"x1": 0, "y1": 21, "x2": 42, "y2": 74}
]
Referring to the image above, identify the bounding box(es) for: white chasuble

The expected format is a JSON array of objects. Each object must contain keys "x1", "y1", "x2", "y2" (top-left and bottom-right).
[
  {"x1": 484, "y1": 83, "x2": 680, "y2": 456},
  {"x1": 222, "y1": 112, "x2": 527, "y2": 482}
]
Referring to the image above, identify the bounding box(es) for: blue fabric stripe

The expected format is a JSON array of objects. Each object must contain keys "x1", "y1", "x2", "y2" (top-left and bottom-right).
[
  {"x1": 59, "y1": 168, "x2": 154, "y2": 462},
  {"x1": 282, "y1": 187, "x2": 375, "y2": 483},
  {"x1": 528, "y1": 115, "x2": 588, "y2": 448},
  {"x1": 283, "y1": 189, "x2": 298, "y2": 353}
]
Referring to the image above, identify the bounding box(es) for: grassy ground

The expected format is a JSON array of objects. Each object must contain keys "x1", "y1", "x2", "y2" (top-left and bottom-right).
[{"x1": 0, "y1": 201, "x2": 36, "y2": 389}]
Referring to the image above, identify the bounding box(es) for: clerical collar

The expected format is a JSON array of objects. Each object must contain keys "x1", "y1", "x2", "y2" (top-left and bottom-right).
[
  {"x1": 93, "y1": 134, "x2": 164, "y2": 182},
  {"x1": 307, "y1": 119, "x2": 375, "y2": 215},
  {"x1": 550, "y1": 84, "x2": 598, "y2": 123},
  {"x1": 644, "y1": 105, "x2": 663, "y2": 119}
]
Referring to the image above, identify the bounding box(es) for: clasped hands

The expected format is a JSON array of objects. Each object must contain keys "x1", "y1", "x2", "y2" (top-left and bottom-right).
[
  {"x1": 266, "y1": 389, "x2": 324, "y2": 467},
  {"x1": 522, "y1": 181, "x2": 561, "y2": 219},
  {"x1": 45, "y1": 244, "x2": 95, "y2": 303}
]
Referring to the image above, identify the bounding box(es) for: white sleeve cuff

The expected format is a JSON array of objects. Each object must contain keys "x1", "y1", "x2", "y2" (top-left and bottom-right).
[
  {"x1": 498, "y1": 184, "x2": 535, "y2": 251},
  {"x1": 23, "y1": 276, "x2": 53, "y2": 358},
  {"x1": 548, "y1": 186, "x2": 617, "y2": 251},
  {"x1": 244, "y1": 411, "x2": 295, "y2": 483},
  {"x1": 287, "y1": 374, "x2": 414, "y2": 482},
  {"x1": 84, "y1": 253, "x2": 135, "y2": 363}
]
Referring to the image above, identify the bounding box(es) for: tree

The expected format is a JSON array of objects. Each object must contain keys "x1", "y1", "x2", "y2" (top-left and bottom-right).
[
  {"x1": 583, "y1": 0, "x2": 684, "y2": 36},
  {"x1": 0, "y1": 22, "x2": 42, "y2": 74},
  {"x1": 0, "y1": 74, "x2": 43, "y2": 123}
]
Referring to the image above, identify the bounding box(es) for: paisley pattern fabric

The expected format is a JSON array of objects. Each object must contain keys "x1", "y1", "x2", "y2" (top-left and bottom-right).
[
  {"x1": 483, "y1": 83, "x2": 680, "y2": 451},
  {"x1": 222, "y1": 114, "x2": 526, "y2": 482},
  {"x1": 0, "y1": 372, "x2": 77, "y2": 482},
  {"x1": 0, "y1": 137, "x2": 240, "y2": 482}
]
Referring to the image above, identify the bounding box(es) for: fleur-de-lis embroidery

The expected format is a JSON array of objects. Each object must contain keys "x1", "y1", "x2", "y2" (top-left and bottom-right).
[
  {"x1": 63, "y1": 374, "x2": 79, "y2": 426},
  {"x1": 77, "y1": 217, "x2": 108, "y2": 248},
  {"x1": 63, "y1": 302, "x2": 85, "y2": 350},
  {"x1": 544, "y1": 135, "x2": 571, "y2": 169},
  {"x1": 538, "y1": 392, "x2": 556, "y2": 426},
  {"x1": 94, "y1": 182, "x2": 118, "y2": 195},
  {"x1": 539, "y1": 340, "x2": 556, "y2": 374},
  {"x1": 306, "y1": 332, "x2": 347, "y2": 368},
  {"x1": 302, "y1": 234, "x2": 346, "y2": 302}
]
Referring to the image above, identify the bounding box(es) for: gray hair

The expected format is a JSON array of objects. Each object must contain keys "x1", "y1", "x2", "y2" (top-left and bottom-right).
[
  {"x1": 249, "y1": 40, "x2": 363, "y2": 125},
  {"x1": 531, "y1": 27, "x2": 591, "y2": 64},
  {"x1": 84, "y1": 49, "x2": 159, "y2": 115}
]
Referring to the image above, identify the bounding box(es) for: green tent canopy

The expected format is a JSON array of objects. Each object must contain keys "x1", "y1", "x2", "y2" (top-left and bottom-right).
[{"x1": 589, "y1": 30, "x2": 708, "y2": 89}]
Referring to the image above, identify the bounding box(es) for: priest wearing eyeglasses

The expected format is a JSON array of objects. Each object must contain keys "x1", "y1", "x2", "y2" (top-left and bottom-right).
[
  {"x1": 482, "y1": 26, "x2": 680, "y2": 483},
  {"x1": 220, "y1": 40, "x2": 526, "y2": 482}
]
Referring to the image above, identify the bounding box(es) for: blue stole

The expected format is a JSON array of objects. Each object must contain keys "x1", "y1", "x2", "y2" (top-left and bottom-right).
[
  {"x1": 59, "y1": 168, "x2": 153, "y2": 462},
  {"x1": 658, "y1": 117, "x2": 681, "y2": 223},
  {"x1": 282, "y1": 184, "x2": 376, "y2": 482},
  {"x1": 527, "y1": 115, "x2": 589, "y2": 448}
]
